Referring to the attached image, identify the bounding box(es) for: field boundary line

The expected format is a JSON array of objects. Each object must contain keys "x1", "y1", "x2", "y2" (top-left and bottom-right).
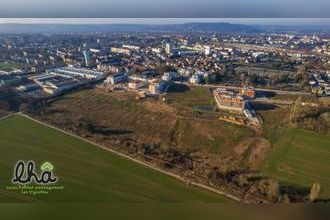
[
  {"x1": 15, "y1": 112, "x2": 242, "y2": 203},
  {"x1": 0, "y1": 112, "x2": 18, "y2": 121}
]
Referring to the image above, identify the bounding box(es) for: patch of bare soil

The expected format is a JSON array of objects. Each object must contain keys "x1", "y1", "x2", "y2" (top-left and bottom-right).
[
  {"x1": 233, "y1": 137, "x2": 256, "y2": 156},
  {"x1": 246, "y1": 138, "x2": 271, "y2": 170},
  {"x1": 144, "y1": 101, "x2": 178, "y2": 114},
  {"x1": 232, "y1": 136, "x2": 271, "y2": 170}
]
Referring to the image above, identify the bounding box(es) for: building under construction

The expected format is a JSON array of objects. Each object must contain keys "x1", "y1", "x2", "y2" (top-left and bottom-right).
[
  {"x1": 213, "y1": 88, "x2": 246, "y2": 113},
  {"x1": 241, "y1": 85, "x2": 256, "y2": 99}
]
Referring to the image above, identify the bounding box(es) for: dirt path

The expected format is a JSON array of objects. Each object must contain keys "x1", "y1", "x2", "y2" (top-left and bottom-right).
[{"x1": 0, "y1": 113, "x2": 16, "y2": 121}]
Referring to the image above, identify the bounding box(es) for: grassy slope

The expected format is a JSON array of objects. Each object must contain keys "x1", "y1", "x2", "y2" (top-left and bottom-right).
[
  {"x1": 0, "y1": 115, "x2": 229, "y2": 203},
  {"x1": 263, "y1": 128, "x2": 330, "y2": 198},
  {"x1": 166, "y1": 86, "x2": 250, "y2": 151},
  {"x1": 39, "y1": 88, "x2": 250, "y2": 153},
  {"x1": 0, "y1": 62, "x2": 23, "y2": 70},
  {"x1": 166, "y1": 86, "x2": 214, "y2": 108},
  {"x1": 259, "y1": 105, "x2": 330, "y2": 198}
]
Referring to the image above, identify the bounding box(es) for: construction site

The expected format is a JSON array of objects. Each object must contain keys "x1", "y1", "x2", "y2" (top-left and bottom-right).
[
  {"x1": 213, "y1": 87, "x2": 260, "y2": 127},
  {"x1": 213, "y1": 88, "x2": 246, "y2": 113}
]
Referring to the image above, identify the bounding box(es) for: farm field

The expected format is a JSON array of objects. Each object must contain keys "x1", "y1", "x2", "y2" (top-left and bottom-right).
[{"x1": 0, "y1": 114, "x2": 230, "y2": 203}]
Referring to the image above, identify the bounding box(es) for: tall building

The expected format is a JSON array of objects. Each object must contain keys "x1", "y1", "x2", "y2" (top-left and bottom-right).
[
  {"x1": 165, "y1": 43, "x2": 173, "y2": 55},
  {"x1": 83, "y1": 50, "x2": 91, "y2": 67},
  {"x1": 204, "y1": 46, "x2": 211, "y2": 56}
]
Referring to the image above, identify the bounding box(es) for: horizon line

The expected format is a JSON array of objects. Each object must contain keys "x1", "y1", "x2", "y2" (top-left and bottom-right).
[{"x1": 1, "y1": 18, "x2": 330, "y2": 26}]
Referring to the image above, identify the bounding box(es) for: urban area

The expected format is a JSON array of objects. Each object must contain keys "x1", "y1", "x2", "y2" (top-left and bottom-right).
[{"x1": 0, "y1": 23, "x2": 329, "y2": 203}]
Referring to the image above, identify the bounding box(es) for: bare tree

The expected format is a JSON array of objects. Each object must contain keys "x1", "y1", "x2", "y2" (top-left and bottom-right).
[
  {"x1": 309, "y1": 183, "x2": 321, "y2": 202},
  {"x1": 267, "y1": 179, "x2": 280, "y2": 201}
]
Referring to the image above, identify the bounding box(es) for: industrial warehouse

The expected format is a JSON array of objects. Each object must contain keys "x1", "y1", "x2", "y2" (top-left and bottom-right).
[{"x1": 14, "y1": 66, "x2": 106, "y2": 96}]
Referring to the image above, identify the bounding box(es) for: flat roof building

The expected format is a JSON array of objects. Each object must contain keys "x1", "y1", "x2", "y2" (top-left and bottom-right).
[
  {"x1": 47, "y1": 66, "x2": 106, "y2": 80},
  {"x1": 105, "y1": 72, "x2": 128, "y2": 85},
  {"x1": 214, "y1": 88, "x2": 246, "y2": 113}
]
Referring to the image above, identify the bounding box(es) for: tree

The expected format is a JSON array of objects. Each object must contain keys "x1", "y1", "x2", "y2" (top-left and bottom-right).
[
  {"x1": 205, "y1": 74, "x2": 214, "y2": 84},
  {"x1": 215, "y1": 71, "x2": 222, "y2": 83},
  {"x1": 289, "y1": 95, "x2": 302, "y2": 124},
  {"x1": 248, "y1": 74, "x2": 258, "y2": 85},
  {"x1": 0, "y1": 100, "x2": 10, "y2": 111},
  {"x1": 296, "y1": 64, "x2": 309, "y2": 89},
  {"x1": 280, "y1": 193, "x2": 290, "y2": 203},
  {"x1": 19, "y1": 103, "x2": 29, "y2": 113},
  {"x1": 309, "y1": 183, "x2": 321, "y2": 202},
  {"x1": 267, "y1": 179, "x2": 280, "y2": 201}
]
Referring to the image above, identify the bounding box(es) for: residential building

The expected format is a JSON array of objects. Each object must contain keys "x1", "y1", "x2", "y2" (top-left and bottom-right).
[
  {"x1": 189, "y1": 73, "x2": 204, "y2": 84},
  {"x1": 128, "y1": 80, "x2": 147, "y2": 90},
  {"x1": 161, "y1": 71, "x2": 177, "y2": 81},
  {"x1": 165, "y1": 43, "x2": 173, "y2": 55},
  {"x1": 241, "y1": 86, "x2": 256, "y2": 99},
  {"x1": 213, "y1": 88, "x2": 246, "y2": 113},
  {"x1": 149, "y1": 80, "x2": 167, "y2": 95},
  {"x1": 105, "y1": 72, "x2": 128, "y2": 84}
]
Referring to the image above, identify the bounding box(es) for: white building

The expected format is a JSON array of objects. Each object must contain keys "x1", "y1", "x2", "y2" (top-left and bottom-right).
[
  {"x1": 48, "y1": 66, "x2": 106, "y2": 80},
  {"x1": 161, "y1": 72, "x2": 177, "y2": 81},
  {"x1": 151, "y1": 48, "x2": 162, "y2": 54},
  {"x1": 105, "y1": 72, "x2": 128, "y2": 84},
  {"x1": 123, "y1": 45, "x2": 140, "y2": 50},
  {"x1": 189, "y1": 73, "x2": 204, "y2": 84},
  {"x1": 178, "y1": 68, "x2": 193, "y2": 76},
  {"x1": 111, "y1": 47, "x2": 131, "y2": 56},
  {"x1": 325, "y1": 85, "x2": 330, "y2": 96},
  {"x1": 204, "y1": 46, "x2": 211, "y2": 56},
  {"x1": 149, "y1": 80, "x2": 167, "y2": 95},
  {"x1": 128, "y1": 80, "x2": 147, "y2": 90},
  {"x1": 165, "y1": 43, "x2": 173, "y2": 55}
]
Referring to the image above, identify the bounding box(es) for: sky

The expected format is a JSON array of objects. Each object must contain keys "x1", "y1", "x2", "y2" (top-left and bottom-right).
[
  {"x1": 0, "y1": 18, "x2": 330, "y2": 26},
  {"x1": 0, "y1": 0, "x2": 329, "y2": 18}
]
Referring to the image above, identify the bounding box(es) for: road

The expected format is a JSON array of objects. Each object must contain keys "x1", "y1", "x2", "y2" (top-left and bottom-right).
[
  {"x1": 174, "y1": 81, "x2": 309, "y2": 96},
  {"x1": 6, "y1": 112, "x2": 243, "y2": 203},
  {"x1": 253, "y1": 98, "x2": 294, "y2": 105}
]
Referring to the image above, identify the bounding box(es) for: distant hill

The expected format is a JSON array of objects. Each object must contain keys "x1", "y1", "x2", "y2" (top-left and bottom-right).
[
  {"x1": 0, "y1": 22, "x2": 261, "y2": 34},
  {"x1": 1, "y1": 22, "x2": 329, "y2": 34}
]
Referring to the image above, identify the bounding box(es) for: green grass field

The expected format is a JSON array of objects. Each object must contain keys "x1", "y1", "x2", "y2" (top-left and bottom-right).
[
  {"x1": 263, "y1": 128, "x2": 330, "y2": 199},
  {"x1": 0, "y1": 62, "x2": 23, "y2": 70},
  {"x1": 166, "y1": 85, "x2": 225, "y2": 120},
  {"x1": 258, "y1": 105, "x2": 330, "y2": 199},
  {"x1": 0, "y1": 114, "x2": 229, "y2": 203},
  {"x1": 167, "y1": 86, "x2": 214, "y2": 108}
]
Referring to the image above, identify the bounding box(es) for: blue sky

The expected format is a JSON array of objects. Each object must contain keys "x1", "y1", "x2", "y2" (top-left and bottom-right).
[{"x1": 0, "y1": 0, "x2": 329, "y2": 18}]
